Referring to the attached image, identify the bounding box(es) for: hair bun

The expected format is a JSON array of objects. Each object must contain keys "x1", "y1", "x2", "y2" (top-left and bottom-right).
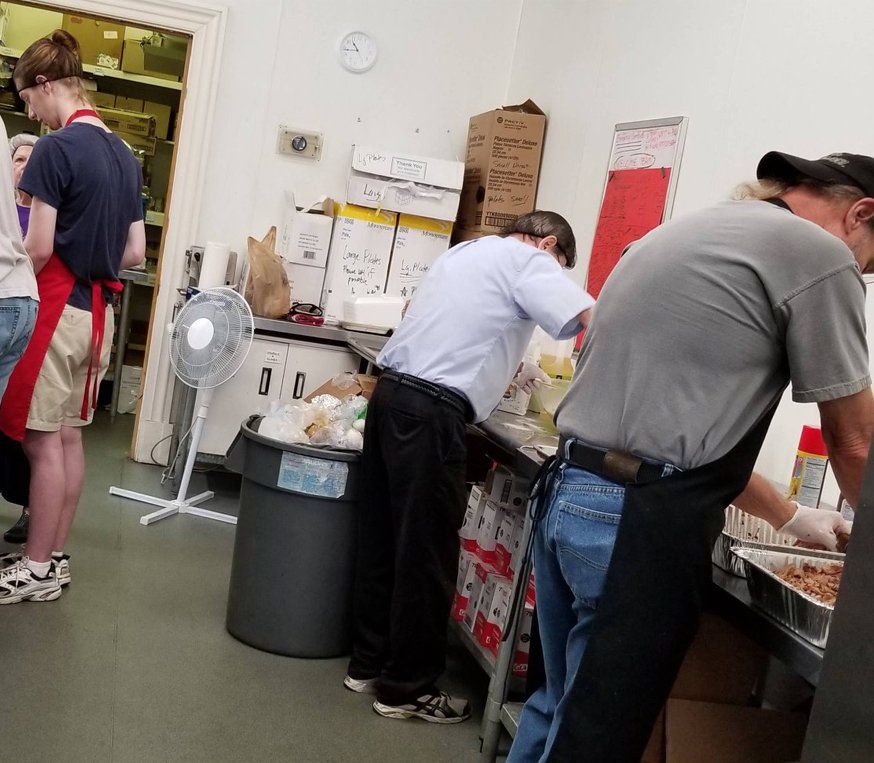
[{"x1": 50, "y1": 29, "x2": 81, "y2": 59}]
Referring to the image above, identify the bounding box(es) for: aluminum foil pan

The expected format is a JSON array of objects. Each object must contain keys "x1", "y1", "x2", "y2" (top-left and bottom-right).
[
  {"x1": 732, "y1": 547, "x2": 842, "y2": 648},
  {"x1": 713, "y1": 531, "x2": 844, "y2": 577}
]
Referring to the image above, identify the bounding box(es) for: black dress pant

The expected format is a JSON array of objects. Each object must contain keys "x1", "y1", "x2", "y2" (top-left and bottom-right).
[{"x1": 348, "y1": 376, "x2": 468, "y2": 704}]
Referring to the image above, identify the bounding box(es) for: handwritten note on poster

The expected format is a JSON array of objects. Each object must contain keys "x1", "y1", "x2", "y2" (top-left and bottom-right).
[{"x1": 586, "y1": 167, "x2": 671, "y2": 299}]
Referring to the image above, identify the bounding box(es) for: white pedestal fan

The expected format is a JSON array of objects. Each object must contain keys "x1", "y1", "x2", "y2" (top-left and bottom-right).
[{"x1": 109, "y1": 287, "x2": 254, "y2": 526}]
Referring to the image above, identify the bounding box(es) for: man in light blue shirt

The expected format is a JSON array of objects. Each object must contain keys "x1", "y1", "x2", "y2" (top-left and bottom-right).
[{"x1": 345, "y1": 211, "x2": 594, "y2": 724}]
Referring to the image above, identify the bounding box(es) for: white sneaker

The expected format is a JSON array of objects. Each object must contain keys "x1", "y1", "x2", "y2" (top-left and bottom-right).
[
  {"x1": 53, "y1": 555, "x2": 71, "y2": 587},
  {"x1": 0, "y1": 547, "x2": 23, "y2": 569},
  {"x1": 0, "y1": 559, "x2": 62, "y2": 604},
  {"x1": 372, "y1": 691, "x2": 471, "y2": 724},
  {"x1": 344, "y1": 675, "x2": 379, "y2": 695}
]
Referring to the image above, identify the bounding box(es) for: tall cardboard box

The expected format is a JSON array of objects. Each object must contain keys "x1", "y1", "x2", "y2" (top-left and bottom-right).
[
  {"x1": 384, "y1": 214, "x2": 452, "y2": 299},
  {"x1": 322, "y1": 203, "x2": 396, "y2": 325},
  {"x1": 143, "y1": 101, "x2": 173, "y2": 140},
  {"x1": 458, "y1": 99, "x2": 546, "y2": 234},
  {"x1": 62, "y1": 15, "x2": 125, "y2": 67}
]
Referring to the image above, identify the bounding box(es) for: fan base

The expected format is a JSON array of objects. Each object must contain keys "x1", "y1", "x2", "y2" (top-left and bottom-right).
[{"x1": 108, "y1": 486, "x2": 237, "y2": 526}]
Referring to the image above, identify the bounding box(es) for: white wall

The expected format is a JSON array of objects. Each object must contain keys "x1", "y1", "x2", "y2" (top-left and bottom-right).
[
  {"x1": 193, "y1": 0, "x2": 521, "y2": 250},
  {"x1": 507, "y1": 0, "x2": 874, "y2": 504}
]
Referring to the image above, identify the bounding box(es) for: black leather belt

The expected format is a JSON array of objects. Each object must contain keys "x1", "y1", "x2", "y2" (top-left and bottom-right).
[
  {"x1": 558, "y1": 437, "x2": 668, "y2": 485},
  {"x1": 381, "y1": 371, "x2": 473, "y2": 422}
]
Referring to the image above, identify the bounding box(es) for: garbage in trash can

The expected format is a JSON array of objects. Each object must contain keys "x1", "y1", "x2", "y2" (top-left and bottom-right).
[{"x1": 225, "y1": 415, "x2": 359, "y2": 657}]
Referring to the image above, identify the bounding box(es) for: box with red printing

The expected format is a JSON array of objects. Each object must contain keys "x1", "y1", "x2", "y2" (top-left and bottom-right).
[
  {"x1": 459, "y1": 484, "x2": 487, "y2": 552},
  {"x1": 462, "y1": 562, "x2": 493, "y2": 632},
  {"x1": 451, "y1": 551, "x2": 477, "y2": 621},
  {"x1": 508, "y1": 513, "x2": 527, "y2": 579},
  {"x1": 475, "y1": 501, "x2": 502, "y2": 564},
  {"x1": 486, "y1": 466, "x2": 530, "y2": 512},
  {"x1": 482, "y1": 577, "x2": 513, "y2": 655},
  {"x1": 495, "y1": 508, "x2": 523, "y2": 576},
  {"x1": 473, "y1": 571, "x2": 501, "y2": 644},
  {"x1": 512, "y1": 604, "x2": 535, "y2": 677}
]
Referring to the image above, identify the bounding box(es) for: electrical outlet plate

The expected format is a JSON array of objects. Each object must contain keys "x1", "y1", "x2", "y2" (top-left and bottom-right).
[{"x1": 277, "y1": 125, "x2": 323, "y2": 160}]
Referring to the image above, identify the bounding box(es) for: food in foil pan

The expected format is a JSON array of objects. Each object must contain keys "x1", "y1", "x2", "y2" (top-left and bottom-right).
[{"x1": 774, "y1": 562, "x2": 842, "y2": 606}]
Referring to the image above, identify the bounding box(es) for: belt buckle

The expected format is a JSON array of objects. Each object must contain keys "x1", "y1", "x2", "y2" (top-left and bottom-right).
[{"x1": 603, "y1": 450, "x2": 642, "y2": 483}]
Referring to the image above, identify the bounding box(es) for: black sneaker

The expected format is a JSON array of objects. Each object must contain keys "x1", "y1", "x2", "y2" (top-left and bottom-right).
[
  {"x1": 372, "y1": 691, "x2": 471, "y2": 724},
  {"x1": 3, "y1": 509, "x2": 28, "y2": 544}
]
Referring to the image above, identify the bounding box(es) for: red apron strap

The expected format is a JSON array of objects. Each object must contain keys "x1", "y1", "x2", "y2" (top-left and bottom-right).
[
  {"x1": 81, "y1": 279, "x2": 123, "y2": 421},
  {"x1": 65, "y1": 109, "x2": 101, "y2": 127}
]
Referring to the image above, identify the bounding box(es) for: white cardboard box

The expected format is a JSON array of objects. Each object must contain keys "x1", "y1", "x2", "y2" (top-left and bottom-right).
[
  {"x1": 460, "y1": 485, "x2": 488, "y2": 551},
  {"x1": 487, "y1": 465, "x2": 530, "y2": 512},
  {"x1": 347, "y1": 145, "x2": 464, "y2": 221},
  {"x1": 475, "y1": 500, "x2": 503, "y2": 564},
  {"x1": 483, "y1": 577, "x2": 513, "y2": 655},
  {"x1": 384, "y1": 214, "x2": 452, "y2": 299},
  {"x1": 279, "y1": 193, "x2": 335, "y2": 268},
  {"x1": 452, "y1": 550, "x2": 477, "y2": 621},
  {"x1": 497, "y1": 382, "x2": 531, "y2": 416},
  {"x1": 463, "y1": 562, "x2": 492, "y2": 633},
  {"x1": 285, "y1": 262, "x2": 326, "y2": 307},
  {"x1": 322, "y1": 203, "x2": 397, "y2": 324}
]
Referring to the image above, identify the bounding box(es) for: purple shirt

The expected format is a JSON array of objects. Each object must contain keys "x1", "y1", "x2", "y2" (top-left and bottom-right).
[{"x1": 16, "y1": 203, "x2": 29, "y2": 236}]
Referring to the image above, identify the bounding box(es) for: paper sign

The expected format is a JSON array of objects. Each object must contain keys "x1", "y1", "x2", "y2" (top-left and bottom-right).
[
  {"x1": 585, "y1": 167, "x2": 671, "y2": 299},
  {"x1": 277, "y1": 452, "x2": 348, "y2": 498}
]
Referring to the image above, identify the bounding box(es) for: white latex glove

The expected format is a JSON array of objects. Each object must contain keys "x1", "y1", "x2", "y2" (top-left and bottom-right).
[
  {"x1": 779, "y1": 502, "x2": 852, "y2": 552},
  {"x1": 515, "y1": 362, "x2": 552, "y2": 394}
]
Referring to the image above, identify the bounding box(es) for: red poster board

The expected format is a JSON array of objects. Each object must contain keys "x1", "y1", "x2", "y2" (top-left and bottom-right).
[{"x1": 585, "y1": 167, "x2": 672, "y2": 298}]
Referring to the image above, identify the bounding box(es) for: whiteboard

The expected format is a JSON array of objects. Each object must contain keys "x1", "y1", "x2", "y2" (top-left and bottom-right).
[{"x1": 606, "y1": 116, "x2": 688, "y2": 220}]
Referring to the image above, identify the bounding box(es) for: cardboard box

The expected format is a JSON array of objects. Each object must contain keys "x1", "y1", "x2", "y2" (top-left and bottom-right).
[
  {"x1": 62, "y1": 15, "x2": 125, "y2": 68},
  {"x1": 451, "y1": 551, "x2": 477, "y2": 621},
  {"x1": 512, "y1": 604, "x2": 535, "y2": 677},
  {"x1": 121, "y1": 36, "x2": 182, "y2": 82},
  {"x1": 384, "y1": 214, "x2": 452, "y2": 299},
  {"x1": 280, "y1": 194, "x2": 335, "y2": 268},
  {"x1": 91, "y1": 92, "x2": 116, "y2": 110},
  {"x1": 458, "y1": 99, "x2": 547, "y2": 233},
  {"x1": 494, "y1": 508, "x2": 522, "y2": 576},
  {"x1": 322, "y1": 203, "x2": 397, "y2": 325},
  {"x1": 481, "y1": 577, "x2": 513, "y2": 655},
  {"x1": 304, "y1": 373, "x2": 376, "y2": 403},
  {"x1": 287, "y1": 262, "x2": 326, "y2": 307},
  {"x1": 347, "y1": 145, "x2": 464, "y2": 221},
  {"x1": 670, "y1": 614, "x2": 768, "y2": 706},
  {"x1": 116, "y1": 364, "x2": 142, "y2": 414},
  {"x1": 143, "y1": 101, "x2": 173, "y2": 140},
  {"x1": 460, "y1": 485, "x2": 488, "y2": 552},
  {"x1": 473, "y1": 570, "x2": 501, "y2": 644},
  {"x1": 116, "y1": 131, "x2": 157, "y2": 157},
  {"x1": 665, "y1": 700, "x2": 806, "y2": 763},
  {"x1": 462, "y1": 562, "x2": 493, "y2": 632},
  {"x1": 475, "y1": 500, "x2": 503, "y2": 564},
  {"x1": 507, "y1": 513, "x2": 527, "y2": 579},
  {"x1": 486, "y1": 465, "x2": 530, "y2": 512},
  {"x1": 497, "y1": 382, "x2": 531, "y2": 416},
  {"x1": 116, "y1": 96, "x2": 144, "y2": 112},
  {"x1": 97, "y1": 107, "x2": 156, "y2": 137}
]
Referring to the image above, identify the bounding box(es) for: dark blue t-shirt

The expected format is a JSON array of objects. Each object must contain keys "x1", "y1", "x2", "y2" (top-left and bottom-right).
[{"x1": 19, "y1": 123, "x2": 143, "y2": 309}]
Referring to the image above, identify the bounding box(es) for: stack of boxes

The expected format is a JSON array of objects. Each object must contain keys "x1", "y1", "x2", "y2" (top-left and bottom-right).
[
  {"x1": 316, "y1": 146, "x2": 462, "y2": 325},
  {"x1": 453, "y1": 465, "x2": 535, "y2": 676}
]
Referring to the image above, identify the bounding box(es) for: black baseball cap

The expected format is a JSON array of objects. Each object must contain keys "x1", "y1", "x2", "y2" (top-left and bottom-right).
[{"x1": 757, "y1": 151, "x2": 874, "y2": 197}]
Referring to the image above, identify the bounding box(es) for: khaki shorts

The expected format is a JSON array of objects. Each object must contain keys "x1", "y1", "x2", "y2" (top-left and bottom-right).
[{"x1": 28, "y1": 304, "x2": 114, "y2": 431}]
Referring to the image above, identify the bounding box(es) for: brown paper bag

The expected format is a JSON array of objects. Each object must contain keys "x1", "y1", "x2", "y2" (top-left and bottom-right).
[{"x1": 244, "y1": 227, "x2": 291, "y2": 318}]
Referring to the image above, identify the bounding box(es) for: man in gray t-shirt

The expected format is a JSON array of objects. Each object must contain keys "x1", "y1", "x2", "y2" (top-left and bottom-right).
[{"x1": 509, "y1": 152, "x2": 874, "y2": 762}]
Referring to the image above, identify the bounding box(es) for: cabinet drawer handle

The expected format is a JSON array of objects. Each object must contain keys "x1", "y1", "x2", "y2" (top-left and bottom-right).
[
  {"x1": 293, "y1": 371, "x2": 306, "y2": 399},
  {"x1": 258, "y1": 367, "x2": 272, "y2": 395}
]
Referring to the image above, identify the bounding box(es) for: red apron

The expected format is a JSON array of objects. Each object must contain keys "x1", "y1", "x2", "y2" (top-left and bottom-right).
[{"x1": 0, "y1": 108, "x2": 124, "y2": 441}]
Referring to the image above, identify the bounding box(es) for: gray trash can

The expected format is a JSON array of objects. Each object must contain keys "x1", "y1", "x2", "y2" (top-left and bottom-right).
[{"x1": 225, "y1": 416, "x2": 360, "y2": 657}]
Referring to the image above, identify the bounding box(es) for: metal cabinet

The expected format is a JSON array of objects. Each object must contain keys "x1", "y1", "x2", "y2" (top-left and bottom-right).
[
  {"x1": 198, "y1": 337, "x2": 289, "y2": 455},
  {"x1": 198, "y1": 335, "x2": 358, "y2": 457},
  {"x1": 279, "y1": 341, "x2": 358, "y2": 402}
]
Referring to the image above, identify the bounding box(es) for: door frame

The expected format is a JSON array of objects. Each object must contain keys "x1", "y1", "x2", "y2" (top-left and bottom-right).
[{"x1": 34, "y1": 0, "x2": 226, "y2": 462}]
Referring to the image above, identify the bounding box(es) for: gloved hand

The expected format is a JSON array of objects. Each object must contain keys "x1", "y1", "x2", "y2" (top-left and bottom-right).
[
  {"x1": 515, "y1": 362, "x2": 552, "y2": 394},
  {"x1": 778, "y1": 502, "x2": 852, "y2": 552}
]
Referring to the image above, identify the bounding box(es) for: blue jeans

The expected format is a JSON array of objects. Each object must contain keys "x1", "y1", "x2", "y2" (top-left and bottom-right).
[
  {"x1": 508, "y1": 465, "x2": 625, "y2": 763},
  {"x1": 0, "y1": 297, "x2": 37, "y2": 405}
]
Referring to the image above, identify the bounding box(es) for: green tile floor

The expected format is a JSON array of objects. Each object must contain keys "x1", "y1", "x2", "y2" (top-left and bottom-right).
[{"x1": 0, "y1": 413, "x2": 494, "y2": 762}]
